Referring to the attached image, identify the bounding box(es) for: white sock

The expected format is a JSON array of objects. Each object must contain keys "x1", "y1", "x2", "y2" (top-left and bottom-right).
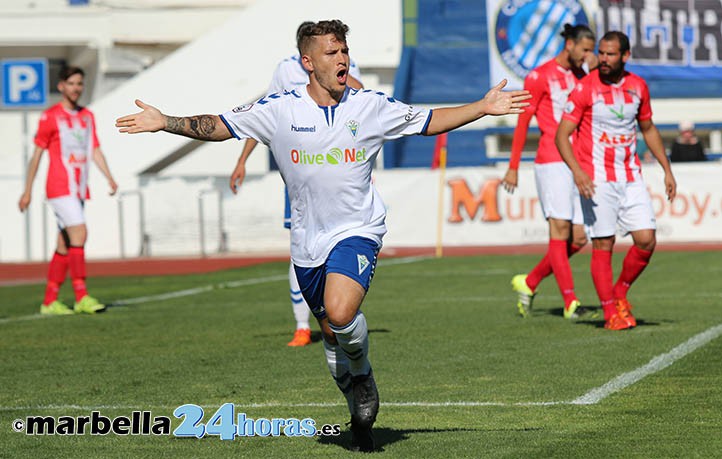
[
  {"x1": 289, "y1": 262, "x2": 310, "y2": 330},
  {"x1": 322, "y1": 338, "x2": 354, "y2": 414},
  {"x1": 330, "y1": 312, "x2": 371, "y2": 377}
]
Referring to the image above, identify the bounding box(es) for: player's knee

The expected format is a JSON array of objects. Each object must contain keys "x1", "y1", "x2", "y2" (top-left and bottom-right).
[
  {"x1": 66, "y1": 225, "x2": 88, "y2": 246},
  {"x1": 326, "y1": 310, "x2": 356, "y2": 329},
  {"x1": 637, "y1": 237, "x2": 656, "y2": 252},
  {"x1": 324, "y1": 292, "x2": 361, "y2": 327},
  {"x1": 325, "y1": 302, "x2": 358, "y2": 329},
  {"x1": 573, "y1": 234, "x2": 588, "y2": 248}
]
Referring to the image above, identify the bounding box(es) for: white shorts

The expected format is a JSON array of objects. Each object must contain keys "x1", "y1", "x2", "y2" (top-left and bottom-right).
[
  {"x1": 581, "y1": 181, "x2": 656, "y2": 238},
  {"x1": 48, "y1": 196, "x2": 85, "y2": 229},
  {"x1": 534, "y1": 162, "x2": 583, "y2": 225}
]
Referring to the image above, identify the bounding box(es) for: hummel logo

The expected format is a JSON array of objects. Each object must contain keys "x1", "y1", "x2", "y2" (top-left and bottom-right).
[
  {"x1": 609, "y1": 104, "x2": 624, "y2": 120},
  {"x1": 291, "y1": 124, "x2": 316, "y2": 133},
  {"x1": 357, "y1": 254, "x2": 370, "y2": 275}
]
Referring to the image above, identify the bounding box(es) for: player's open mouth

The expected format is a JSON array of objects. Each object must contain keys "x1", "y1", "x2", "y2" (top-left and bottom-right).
[{"x1": 336, "y1": 69, "x2": 347, "y2": 84}]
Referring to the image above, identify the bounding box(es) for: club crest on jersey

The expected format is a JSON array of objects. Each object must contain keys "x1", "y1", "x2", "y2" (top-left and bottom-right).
[
  {"x1": 346, "y1": 119, "x2": 359, "y2": 138},
  {"x1": 232, "y1": 104, "x2": 254, "y2": 113},
  {"x1": 608, "y1": 104, "x2": 625, "y2": 120},
  {"x1": 357, "y1": 254, "x2": 370, "y2": 275},
  {"x1": 71, "y1": 131, "x2": 87, "y2": 144}
]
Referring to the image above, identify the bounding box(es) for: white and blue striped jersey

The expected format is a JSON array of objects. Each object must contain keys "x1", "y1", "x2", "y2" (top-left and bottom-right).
[
  {"x1": 269, "y1": 54, "x2": 363, "y2": 93},
  {"x1": 220, "y1": 86, "x2": 432, "y2": 267}
]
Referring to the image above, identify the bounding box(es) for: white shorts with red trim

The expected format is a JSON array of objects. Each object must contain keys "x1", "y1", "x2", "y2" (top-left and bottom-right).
[
  {"x1": 48, "y1": 195, "x2": 85, "y2": 229},
  {"x1": 580, "y1": 180, "x2": 656, "y2": 238},
  {"x1": 534, "y1": 162, "x2": 583, "y2": 225}
]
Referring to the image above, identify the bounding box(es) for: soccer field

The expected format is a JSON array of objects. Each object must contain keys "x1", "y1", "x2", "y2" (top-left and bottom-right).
[{"x1": 1, "y1": 251, "x2": 721, "y2": 458}]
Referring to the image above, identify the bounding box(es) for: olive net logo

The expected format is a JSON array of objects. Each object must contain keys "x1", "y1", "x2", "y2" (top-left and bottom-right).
[
  {"x1": 326, "y1": 148, "x2": 343, "y2": 165},
  {"x1": 290, "y1": 147, "x2": 367, "y2": 165},
  {"x1": 494, "y1": 0, "x2": 590, "y2": 79}
]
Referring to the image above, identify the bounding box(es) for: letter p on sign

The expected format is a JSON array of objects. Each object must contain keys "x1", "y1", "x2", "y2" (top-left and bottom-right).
[{"x1": 1, "y1": 59, "x2": 48, "y2": 108}]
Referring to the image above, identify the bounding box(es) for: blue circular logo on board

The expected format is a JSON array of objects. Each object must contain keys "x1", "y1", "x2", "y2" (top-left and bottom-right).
[{"x1": 495, "y1": 0, "x2": 590, "y2": 79}]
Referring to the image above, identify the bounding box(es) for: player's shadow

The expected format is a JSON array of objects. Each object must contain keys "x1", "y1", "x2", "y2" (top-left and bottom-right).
[
  {"x1": 545, "y1": 306, "x2": 661, "y2": 328},
  {"x1": 252, "y1": 328, "x2": 391, "y2": 344},
  {"x1": 546, "y1": 305, "x2": 601, "y2": 319},
  {"x1": 577, "y1": 318, "x2": 662, "y2": 329},
  {"x1": 318, "y1": 425, "x2": 534, "y2": 452}
]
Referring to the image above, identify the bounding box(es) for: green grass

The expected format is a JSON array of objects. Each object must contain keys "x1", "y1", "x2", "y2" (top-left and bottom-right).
[{"x1": 1, "y1": 251, "x2": 721, "y2": 458}]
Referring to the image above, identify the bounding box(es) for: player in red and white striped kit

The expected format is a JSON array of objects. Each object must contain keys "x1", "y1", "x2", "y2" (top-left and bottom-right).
[
  {"x1": 503, "y1": 24, "x2": 597, "y2": 319},
  {"x1": 19, "y1": 66, "x2": 117, "y2": 315},
  {"x1": 556, "y1": 31, "x2": 676, "y2": 330}
]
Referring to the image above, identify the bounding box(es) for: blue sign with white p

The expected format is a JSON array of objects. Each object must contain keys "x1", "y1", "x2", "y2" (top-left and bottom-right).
[{"x1": 1, "y1": 59, "x2": 49, "y2": 108}]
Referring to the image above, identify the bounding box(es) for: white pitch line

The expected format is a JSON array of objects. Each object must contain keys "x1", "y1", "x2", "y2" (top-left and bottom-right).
[
  {"x1": 111, "y1": 285, "x2": 215, "y2": 306},
  {"x1": 0, "y1": 257, "x2": 429, "y2": 326},
  {"x1": 0, "y1": 400, "x2": 564, "y2": 412},
  {"x1": 4, "y1": 323, "x2": 720, "y2": 412},
  {"x1": 378, "y1": 256, "x2": 431, "y2": 266},
  {"x1": 571, "y1": 323, "x2": 722, "y2": 405}
]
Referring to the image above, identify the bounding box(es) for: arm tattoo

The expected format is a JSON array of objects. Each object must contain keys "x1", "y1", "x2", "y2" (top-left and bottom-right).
[
  {"x1": 189, "y1": 115, "x2": 217, "y2": 139},
  {"x1": 165, "y1": 115, "x2": 217, "y2": 140},
  {"x1": 165, "y1": 116, "x2": 186, "y2": 134}
]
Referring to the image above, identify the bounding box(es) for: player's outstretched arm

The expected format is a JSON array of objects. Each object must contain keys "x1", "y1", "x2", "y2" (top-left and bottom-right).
[
  {"x1": 639, "y1": 119, "x2": 676, "y2": 202},
  {"x1": 116, "y1": 99, "x2": 232, "y2": 141},
  {"x1": 556, "y1": 118, "x2": 594, "y2": 199},
  {"x1": 424, "y1": 80, "x2": 531, "y2": 136}
]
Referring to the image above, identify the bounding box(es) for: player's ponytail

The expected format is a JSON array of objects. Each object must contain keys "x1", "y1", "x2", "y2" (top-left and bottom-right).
[{"x1": 560, "y1": 23, "x2": 595, "y2": 43}]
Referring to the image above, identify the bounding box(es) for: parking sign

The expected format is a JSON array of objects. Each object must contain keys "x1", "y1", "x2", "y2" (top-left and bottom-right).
[{"x1": 1, "y1": 59, "x2": 49, "y2": 108}]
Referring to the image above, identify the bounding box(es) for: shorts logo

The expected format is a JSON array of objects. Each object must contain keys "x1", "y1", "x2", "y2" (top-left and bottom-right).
[
  {"x1": 232, "y1": 104, "x2": 253, "y2": 113},
  {"x1": 357, "y1": 254, "x2": 370, "y2": 275},
  {"x1": 494, "y1": 0, "x2": 590, "y2": 79}
]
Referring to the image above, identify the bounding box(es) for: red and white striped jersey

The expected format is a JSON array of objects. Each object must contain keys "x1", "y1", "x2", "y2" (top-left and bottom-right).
[
  {"x1": 562, "y1": 69, "x2": 652, "y2": 183},
  {"x1": 511, "y1": 59, "x2": 582, "y2": 167},
  {"x1": 34, "y1": 103, "x2": 100, "y2": 199}
]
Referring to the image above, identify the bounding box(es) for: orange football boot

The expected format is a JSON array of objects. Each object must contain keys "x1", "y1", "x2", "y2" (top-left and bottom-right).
[
  {"x1": 615, "y1": 298, "x2": 637, "y2": 328},
  {"x1": 604, "y1": 313, "x2": 634, "y2": 330},
  {"x1": 287, "y1": 328, "x2": 312, "y2": 347}
]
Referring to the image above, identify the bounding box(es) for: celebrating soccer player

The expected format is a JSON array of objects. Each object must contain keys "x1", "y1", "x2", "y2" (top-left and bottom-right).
[
  {"x1": 556, "y1": 31, "x2": 676, "y2": 330},
  {"x1": 19, "y1": 66, "x2": 117, "y2": 316},
  {"x1": 229, "y1": 21, "x2": 364, "y2": 348},
  {"x1": 503, "y1": 23, "x2": 597, "y2": 319},
  {"x1": 116, "y1": 19, "x2": 530, "y2": 451}
]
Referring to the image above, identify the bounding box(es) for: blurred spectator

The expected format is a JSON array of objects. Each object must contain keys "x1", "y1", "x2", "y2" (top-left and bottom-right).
[{"x1": 670, "y1": 121, "x2": 707, "y2": 162}]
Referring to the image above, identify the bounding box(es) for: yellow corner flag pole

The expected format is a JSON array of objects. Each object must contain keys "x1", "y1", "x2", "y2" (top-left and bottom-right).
[{"x1": 435, "y1": 142, "x2": 447, "y2": 258}]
